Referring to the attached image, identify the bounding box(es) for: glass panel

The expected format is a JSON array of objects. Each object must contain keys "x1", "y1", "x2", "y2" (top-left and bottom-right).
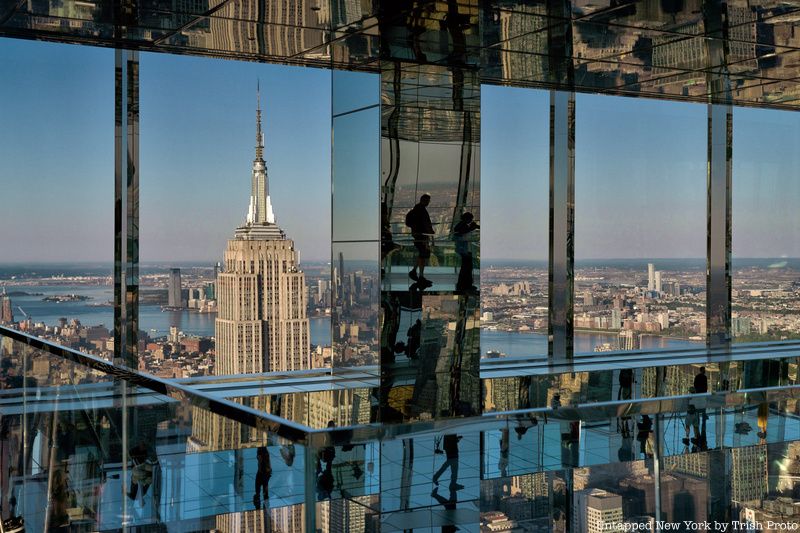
[
  {"x1": 332, "y1": 106, "x2": 380, "y2": 242},
  {"x1": 139, "y1": 53, "x2": 331, "y2": 376},
  {"x1": 0, "y1": 39, "x2": 113, "y2": 353},
  {"x1": 480, "y1": 85, "x2": 549, "y2": 362},
  {"x1": 380, "y1": 60, "x2": 481, "y2": 423},
  {"x1": 379, "y1": 430, "x2": 481, "y2": 530},
  {"x1": 380, "y1": 292, "x2": 481, "y2": 423},
  {"x1": 575, "y1": 95, "x2": 706, "y2": 355},
  {"x1": 732, "y1": 107, "x2": 800, "y2": 343},
  {"x1": 332, "y1": 241, "x2": 380, "y2": 368},
  {"x1": 331, "y1": 69, "x2": 380, "y2": 374},
  {"x1": 0, "y1": 332, "x2": 310, "y2": 531}
]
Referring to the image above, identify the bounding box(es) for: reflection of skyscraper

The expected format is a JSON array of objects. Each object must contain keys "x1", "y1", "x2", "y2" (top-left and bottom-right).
[
  {"x1": 215, "y1": 88, "x2": 311, "y2": 375},
  {"x1": 0, "y1": 289, "x2": 13, "y2": 324},
  {"x1": 618, "y1": 329, "x2": 640, "y2": 351},
  {"x1": 168, "y1": 268, "x2": 183, "y2": 308}
]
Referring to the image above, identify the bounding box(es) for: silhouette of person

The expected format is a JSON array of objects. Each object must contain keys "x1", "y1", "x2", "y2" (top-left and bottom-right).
[
  {"x1": 406, "y1": 194, "x2": 434, "y2": 287},
  {"x1": 253, "y1": 446, "x2": 272, "y2": 507},
  {"x1": 637, "y1": 415, "x2": 653, "y2": 458},
  {"x1": 453, "y1": 212, "x2": 479, "y2": 292},
  {"x1": 618, "y1": 368, "x2": 633, "y2": 400},
  {"x1": 405, "y1": 319, "x2": 422, "y2": 360},
  {"x1": 617, "y1": 368, "x2": 634, "y2": 436},
  {"x1": 432, "y1": 434, "x2": 463, "y2": 490},
  {"x1": 694, "y1": 367, "x2": 708, "y2": 393},
  {"x1": 317, "y1": 421, "x2": 337, "y2": 499}
]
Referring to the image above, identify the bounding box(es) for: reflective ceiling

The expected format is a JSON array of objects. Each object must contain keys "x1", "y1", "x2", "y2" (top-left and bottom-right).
[{"x1": 2, "y1": 0, "x2": 800, "y2": 108}]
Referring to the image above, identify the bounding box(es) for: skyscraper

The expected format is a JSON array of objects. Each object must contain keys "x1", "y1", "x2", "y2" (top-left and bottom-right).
[
  {"x1": 0, "y1": 289, "x2": 13, "y2": 324},
  {"x1": 647, "y1": 263, "x2": 655, "y2": 291},
  {"x1": 215, "y1": 86, "x2": 311, "y2": 375},
  {"x1": 168, "y1": 268, "x2": 183, "y2": 308},
  {"x1": 654, "y1": 270, "x2": 662, "y2": 294}
]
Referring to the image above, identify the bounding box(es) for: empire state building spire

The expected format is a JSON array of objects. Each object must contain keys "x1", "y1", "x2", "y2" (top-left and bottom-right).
[
  {"x1": 246, "y1": 81, "x2": 276, "y2": 226},
  {"x1": 255, "y1": 80, "x2": 264, "y2": 161}
]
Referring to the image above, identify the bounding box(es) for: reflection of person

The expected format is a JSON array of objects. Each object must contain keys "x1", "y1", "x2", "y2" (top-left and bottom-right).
[
  {"x1": 498, "y1": 429, "x2": 509, "y2": 477},
  {"x1": 618, "y1": 435, "x2": 635, "y2": 462},
  {"x1": 317, "y1": 421, "x2": 337, "y2": 499},
  {"x1": 405, "y1": 319, "x2": 422, "y2": 360},
  {"x1": 637, "y1": 415, "x2": 653, "y2": 458},
  {"x1": 280, "y1": 443, "x2": 295, "y2": 467},
  {"x1": 683, "y1": 404, "x2": 700, "y2": 446},
  {"x1": 618, "y1": 368, "x2": 633, "y2": 400},
  {"x1": 617, "y1": 368, "x2": 634, "y2": 437},
  {"x1": 432, "y1": 434, "x2": 463, "y2": 490},
  {"x1": 253, "y1": 446, "x2": 272, "y2": 507},
  {"x1": 128, "y1": 441, "x2": 154, "y2": 501},
  {"x1": 694, "y1": 366, "x2": 709, "y2": 427},
  {"x1": 406, "y1": 194, "x2": 434, "y2": 287},
  {"x1": 694, "y1": 367, "x2": 708, "y2": 393},
  {"x1": 431, "y1": 485, "x2": 459, "y2": 533},
  {"x1": 453, "y1": 212, "x2": 479, "y2": 292}
]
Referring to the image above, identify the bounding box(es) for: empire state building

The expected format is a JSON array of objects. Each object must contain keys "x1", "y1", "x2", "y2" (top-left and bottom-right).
[{"x1": 214, "y1": 87, "x2": 311, "y2": 374}]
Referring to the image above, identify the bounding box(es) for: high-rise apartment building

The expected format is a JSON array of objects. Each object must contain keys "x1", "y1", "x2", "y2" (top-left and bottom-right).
[
  {"x1": 214, "y1": 87, "x2": 311, "y2": 375},
  {"x1": 168, "y1": 268, "x2": 183, "y2": 308}
]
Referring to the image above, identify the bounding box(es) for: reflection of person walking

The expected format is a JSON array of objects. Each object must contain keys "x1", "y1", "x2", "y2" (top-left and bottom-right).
[
  {"x1": 453, "y1": 212, "x2": 479, "y2": 292},
  {"x1": 254, "y1": 446, "x2": 272, "y2": 507},
  {"x1": 432, "y1": 434, "x2": 464, "y2": 490},
  {"x1": 406, "y1": 194, "x2": 434, "y2": 287}
]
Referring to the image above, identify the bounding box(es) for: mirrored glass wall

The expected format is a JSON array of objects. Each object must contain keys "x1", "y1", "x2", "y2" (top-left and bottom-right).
[{"x1": 5, "y1": 35, "x2": 800, "y2": 388}]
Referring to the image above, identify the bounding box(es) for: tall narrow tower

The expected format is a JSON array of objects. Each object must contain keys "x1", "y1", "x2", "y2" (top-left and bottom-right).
[
  {"x1": 247, "y1": 81, "x2": 276, "y2": 226},
  {"x1": 214, "y1": 85, "x2": 311, "y2": 374}
]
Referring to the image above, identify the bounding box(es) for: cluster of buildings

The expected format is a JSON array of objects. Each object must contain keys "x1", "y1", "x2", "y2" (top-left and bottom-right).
[
  {"x1": 478, "y1": 442, "x2": 800, "y2": 533},
  {"x1": 573, "y1": 263, "x2": 706, "y2": 344},
  {"x1": 331, "y1": 252, "x2": 380, "y2": 367},
  {"x1": 165, "y1": 267, "x2": 218, "y2": 313}
]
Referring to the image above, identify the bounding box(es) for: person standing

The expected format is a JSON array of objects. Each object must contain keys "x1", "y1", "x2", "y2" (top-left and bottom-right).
[{"x1": 406, "y1": 194, "x2": 435, "y2": 287}]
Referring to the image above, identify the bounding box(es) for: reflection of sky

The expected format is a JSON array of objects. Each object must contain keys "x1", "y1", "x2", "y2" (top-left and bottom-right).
[{"x1": 3, "y1": 38, "x2": 800, "y2": 263}]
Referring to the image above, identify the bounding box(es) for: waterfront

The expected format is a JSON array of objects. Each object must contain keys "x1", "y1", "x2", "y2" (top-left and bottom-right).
[
  {"x1": 480, "y1": 329, "x2": 699, "y2": 358},
  {"x1": 4, "y1": 284, "x2": 332, "y2": 346}
]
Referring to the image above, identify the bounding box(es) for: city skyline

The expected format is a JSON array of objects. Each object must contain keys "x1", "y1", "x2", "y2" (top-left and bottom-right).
[{"x1": 2, "y1": 39, "x2": 799, "y2": 263}]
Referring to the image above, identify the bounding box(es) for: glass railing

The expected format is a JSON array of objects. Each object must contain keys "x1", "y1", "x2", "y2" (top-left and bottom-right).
[{"x1": 3, "y1": 325, "x2": 800, "y2": 530}]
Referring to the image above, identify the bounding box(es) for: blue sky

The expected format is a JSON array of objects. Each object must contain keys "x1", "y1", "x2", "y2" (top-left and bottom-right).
[{"x1": 1, "y1": 38, "x2": 799, "y2": 263}]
